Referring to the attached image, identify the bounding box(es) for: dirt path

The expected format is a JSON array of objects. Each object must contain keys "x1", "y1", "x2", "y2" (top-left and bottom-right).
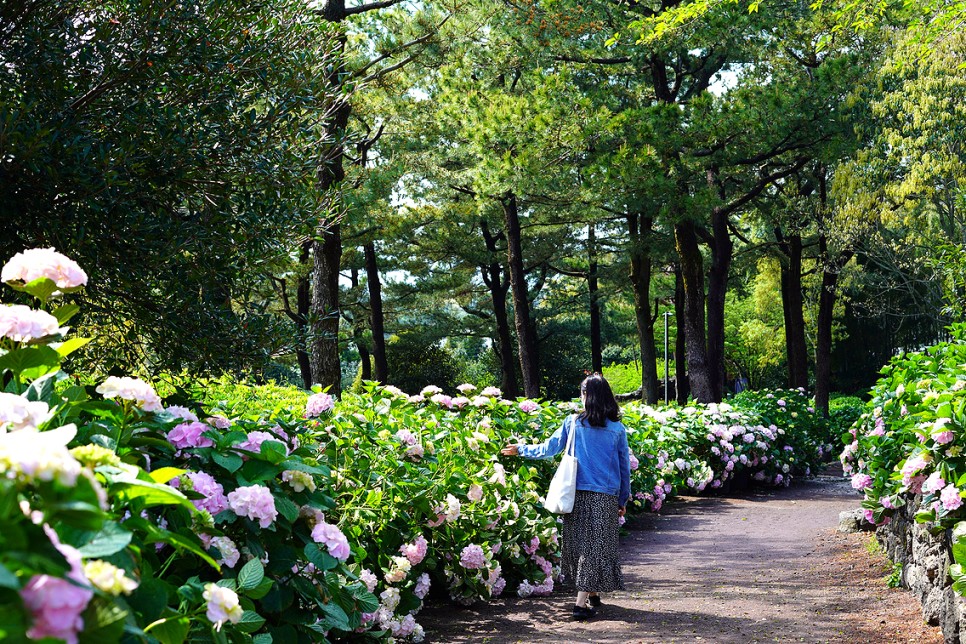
[{"x1": 420, "y1": 473, "x2": 944, "y2": 643}]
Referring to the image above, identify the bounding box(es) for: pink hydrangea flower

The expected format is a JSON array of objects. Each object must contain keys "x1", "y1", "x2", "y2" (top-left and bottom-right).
[
  {"x1": 942, "y1": 485, "x2": 963, "y2": 511},
  {"x1": 629, "y1": 453, "x2": 639, "y2": 471},
  {"x1": 452, "y1": 396, "x2": 470, "y2": 408},
  {"x1": 209, "y1": 536, "x2": 240, "y2": 568},
  {"x1": 523, "y1": 536, "x2": 540, "y2": 555},
  {"x1": 518, "y1": 400, "x2": 539, "y2": 413},
  {"x1": 167, "y1": 421, "x2": 215, "y2": 449},
  {"x1": 850, "y1": 473, "x2": 873, "y2": 491},
  {"x1": 237, "y1": 430, "x2": 288, "y2": 455},
  {"x1": 430, "y1": 393, "x2": 453, "y2": 408},
  {"x1": 414, "y1": 572, "x2": 431, "y2": 599},
  {"x1": 0, "y1": 304, "x2": 61, "y2": 343},
  {"x1": 2, "y1": 248, "x2": 87, "y2": 289},
  {"x1": 164, "y1": 405, "x2": 198, "y2": 422},
  {"x1": 459, "y1": 544, "x2": 486, "y2": 569},
  {"x1": 311, "y1": 521, "x2": 351, "y2": 561},
  {"x1": 395, "y1": 428, "x2": 417, "y2": 446},
  {"x1": 933, "y1": 431, "x2": 955, "y2": 445},
  {"x1": 908, "y1": 474, "x2": 927, "y2": 494},
  {"x1": 306, "y1": 392, "x2": 335, "y2": 417},
  {"x1": 180, "y1": 471, "x2": 229, "y2": 515},
  {"x1": 923, "y1": 472, "x2": 947, "y2": 495},
  {"x1": 227, "y1": 484, "x2": 278, "y2": 528},
  {"x1": 467, "y1": 484, "x2": 484, "y2": 503},
  {"x1": 206, "y1": 415, "x2": 232, "y2": 429},
  {"x1": 420, "y1": 385, "x2": 442, "y2": 396},
  {"x1": 480, "y1": 386, "x2": 502, "y2": 397},
  {"x1": 399, "y1": 535, "x2": 428, "y2": 566},
  {"x1": 20, "y1": 526, "x2": 93, "y2": 644},
  {"x1": 456, "y1": 383, "x2": 476, "y2": 393},
  {"x1": 359, "y1": 568, "x2": 378, "y2": 592}
]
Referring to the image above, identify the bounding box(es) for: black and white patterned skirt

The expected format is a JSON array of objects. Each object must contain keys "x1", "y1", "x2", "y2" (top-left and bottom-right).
[{"x1": 561, "y1": 490, "x2": 625, "y2": 592}]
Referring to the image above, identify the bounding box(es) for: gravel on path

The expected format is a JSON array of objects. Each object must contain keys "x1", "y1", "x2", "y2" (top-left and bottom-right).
[{"x1": 419, "y1": 473, "x2": 943, "y2": 643}]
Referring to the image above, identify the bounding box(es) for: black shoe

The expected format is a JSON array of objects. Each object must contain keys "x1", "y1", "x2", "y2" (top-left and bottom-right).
[
  {"x1": 589, "y1": 595, "x2": 602, "y2": 608},
  {"x1": 572, "y1": 605, "x2": 596, "y2": 621}
]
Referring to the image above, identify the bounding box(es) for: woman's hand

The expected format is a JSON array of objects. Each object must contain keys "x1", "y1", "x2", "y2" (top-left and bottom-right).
[
  {"x1": 500, "y1": 444, "x2": 519, "y2": 456},
  {"x1": 618, "y1": 506, "x2": 626, "y2": 517}
]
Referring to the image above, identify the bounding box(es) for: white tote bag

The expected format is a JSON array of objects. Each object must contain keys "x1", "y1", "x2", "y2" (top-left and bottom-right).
[{"x1": 544, "y1": 418, "x2": 578, "y2": 514}]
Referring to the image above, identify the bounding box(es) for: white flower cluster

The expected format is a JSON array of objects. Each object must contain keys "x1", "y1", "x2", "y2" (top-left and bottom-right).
[
  {"x1": 0, "y1": 424, "x2": 82, "y2": 486},
  {"x1": 95, "y1": 376, "x2": 163, "y2": 412},
  {"x1": 0, "y1": 393, "x2": 50, "y2": 433},
  {"x1": 1, "y1": 248, "x2": 88, "y2": 289}
]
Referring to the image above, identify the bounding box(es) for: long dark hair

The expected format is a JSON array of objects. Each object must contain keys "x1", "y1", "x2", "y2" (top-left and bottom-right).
[{"x1": 578, "y1": 374, "x2": 620, "y2": 427}]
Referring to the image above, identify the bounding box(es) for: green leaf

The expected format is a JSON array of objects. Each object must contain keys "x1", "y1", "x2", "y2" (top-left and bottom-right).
[
  {"x1": 0, "y1": 346, "x2": 61, "y2": 379},
  {"x1": 318, "y1": 601, "x2": 350, "y2": 631},
  {"x1": 7, "y1": 276, "x2": 60, "y2": 302},
  {"x1": 246, "y1": 576, "x2": 274, "y2": 600},
  {"x1": 150, "y1": 616, "x2": 190, "y2": 644},
  {"x1": 53, "y1": 337, "x2": 91, "y2": 358},
  {"x1": 274, "y1": 496, "x2": 299, "y2": 523},
  {"x1": 347, "y1": 583, "x2": 379, "y2": 614},
  {"x1": 149, "y1": 468, "x2": 187, "y2": 485},
  {"x1": 0, "y1": 562, "x2": 20, "y2": 590},
  {"x1": 110, "y1": 472, "x2": 194, "y2": 510},
  {"x1": 303, "y1": 543, "x2": 338, "y2": 572},
  {"x1": 78, "y1": 522, "x2": 132, "y2": 558},
  {"x1": 252, "y1": 634, "x2": 274, "y2": 644},
  {"x1": 48, "y1": 501, "x2": 105, "y2": 531},
  {"x1": 235, "y1": 610, "x2": 266, "y2": 634},
  {"x1": 52, "y1": 303, "x2": 81, "y2": 325},
  {"x1": 78, "y1": 598, "x2": 127, "y2": 644},
  {"x1": 237, "y1": 558, "x2": 265, "y2": 592},
  {"x1": 212, "y1": 451, "x2": 243, "y2": 473}
]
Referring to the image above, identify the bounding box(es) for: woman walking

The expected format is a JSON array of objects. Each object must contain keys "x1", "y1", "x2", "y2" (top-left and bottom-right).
[{"x1": 501, "y1": 373, "x2": 630, "y2": 621}]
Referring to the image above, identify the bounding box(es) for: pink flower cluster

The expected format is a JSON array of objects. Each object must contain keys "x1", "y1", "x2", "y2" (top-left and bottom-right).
[
  {"x1": 430, "y1": 393, "x2": 453, "y2": 408},
  {"x1": 2, "y1": 248, "x2": 88, "y2": 289},
  {"x1": 181, "y1": 471, "x2": 228, "y2": 515},
  {"x1": 459, "y1": 544, "x2": 486, "y2": 569},
  {"x1": 237, "y1": 430, "x2": 288, "y2": 455},
  {"x1": 305, "y1": 392, "x2": 335, "y2": 417},
  {"x1": 0, "y1": 304, "x2": 61, "y2": 343},
  {"x1": 312, "y1": 521, "x2": 351, "y2": 561},
  {"x1": 227, "y1": 484, "x2": 278, "y2": 528},
  {"x1": 167, "y1": 421, "x2": 215, "y2": 449},
  {"x1": 518, "y1": 399, "x2": 539, "y2": 413},
  {"x1": 414, "y1": 572, "x2": 431, "y2": 599},
  {"x1": 20, "y1": 527, "x2": 93, "y2": 644},
  {"x1": 96, "y1": 376, "x2": 163, "y2": 412},
  {"x1": 399, "y1": 535, "x2": 428, "y2": 566},
  {"x1": 850, "y1": 473, "x2": 873, "y2": 491}
]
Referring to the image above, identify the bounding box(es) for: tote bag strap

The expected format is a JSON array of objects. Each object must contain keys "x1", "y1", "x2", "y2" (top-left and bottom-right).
[{"x1": 564, "y1": 416, "x2": 577, "y2": 457}]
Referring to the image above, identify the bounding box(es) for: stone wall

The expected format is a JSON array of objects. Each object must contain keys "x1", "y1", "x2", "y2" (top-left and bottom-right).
[{"x1": 877, "y1": 497, "x2": 966, "y2": 643}]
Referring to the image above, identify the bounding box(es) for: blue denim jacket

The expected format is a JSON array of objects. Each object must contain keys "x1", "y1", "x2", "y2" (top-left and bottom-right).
[{"x1": 518, "y1": 414, "x2": 631, "y2": 507}]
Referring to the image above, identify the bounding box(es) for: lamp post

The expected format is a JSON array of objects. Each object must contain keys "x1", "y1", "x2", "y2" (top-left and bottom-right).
[{"x1": 663, "y1": 310, "x2": 673, "y2": 405}]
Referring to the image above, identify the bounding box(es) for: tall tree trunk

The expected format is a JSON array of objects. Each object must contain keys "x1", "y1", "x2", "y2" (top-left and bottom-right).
[
  {"x1": 706, "y1": 176, "x2": 733, "y2": 403},
  {"x1": 311, "y1": 219, "x2": 344, "y2": 393},
  {"x1": 815, "y1": 233, "x2": 853, "y2": 417},
  {"x1": 777, "y1": 229, "x2": 809, "y2": 389},
  {"x1": 628, "y1": 212, "x2": 659, "y2": 404},
  {"x1": 502, "y1": 192, "x2": 540, "y2": 397},
  {"x1": 295, "y1": 240, "x2": 313, "y2": 389},
  {"x1": 674, "y1": 220, "x2": 715, "y2": 403},
  {"x1": 588, "y1": 223, "x2": 603, "y2": 374},
  {"x1": 364, "y1": 241, "x2": 388, "y2": 383},
  {"x1": 349, "y1": 267, "x2": 371, "y2": 382},
  {"x1": 481, "y1": 220, "x2": 518, "y2": 397},
  {"x1": 674, "y1": 265, "x2": 690, "y2": 404},
  {"x1": 308, "y1": 11, "x2": 351, "y2": 394}
]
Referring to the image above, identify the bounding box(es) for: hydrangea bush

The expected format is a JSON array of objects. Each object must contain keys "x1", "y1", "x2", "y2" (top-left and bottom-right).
[
  {"x1": 1, "y1": 247, "x2": 834, "y2": 643},
  {"x1": 0, "y1": 249, "x2": 377, "y2": 644},
  {"x1": 838, "y1": 326, "x2": 966, "y2": 594}
]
